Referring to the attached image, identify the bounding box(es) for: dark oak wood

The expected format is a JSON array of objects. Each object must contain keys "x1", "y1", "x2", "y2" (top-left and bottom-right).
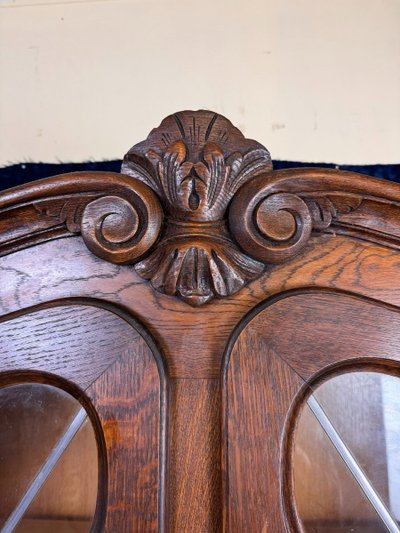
[
  {"x1": 0, "y1": 110, "x2": 400, "y2": 532},
  {"x1": 0, "y1": 172, "x2": 162, "y2": 264},
  {"x1": 87, "y1": 341, "x2": 163, "y2": 532}
]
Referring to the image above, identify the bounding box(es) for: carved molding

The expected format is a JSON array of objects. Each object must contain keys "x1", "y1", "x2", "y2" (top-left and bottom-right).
[
  {"x1": 1, "y1": 112, "x2": 400, "y2": 306},
  {"x1": 0, "y1": 172, "x2": 163, "y2": 262},
  {"x1": 230, "y1": 169, "x2": 400, "y2": 265}
]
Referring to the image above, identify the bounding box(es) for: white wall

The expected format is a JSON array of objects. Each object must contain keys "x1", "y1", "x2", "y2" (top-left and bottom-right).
[{"x1": 1, "y1": 0, "x2": 399, "y2": 165}]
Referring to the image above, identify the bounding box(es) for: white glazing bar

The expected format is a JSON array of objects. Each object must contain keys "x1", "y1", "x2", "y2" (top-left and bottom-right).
[
  {"x1": 1, "y1": 407, "x2": 88, "y2": 533},
  {"x1": 308, "y1": 395, "x2": 400, "y2": 533}
]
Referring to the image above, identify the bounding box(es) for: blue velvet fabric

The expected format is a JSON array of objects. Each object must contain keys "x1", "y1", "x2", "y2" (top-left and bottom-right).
[{"x1": 0, "y1": 160, "x2": 399, "y2": 191}]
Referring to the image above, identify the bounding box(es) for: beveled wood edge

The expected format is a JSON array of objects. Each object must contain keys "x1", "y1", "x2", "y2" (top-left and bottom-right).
[
  {"x1": 220, "y1": 287, "x2": 400, "y2": 532},
  {"x1": 0, "y1": 297, "x2": 169, "y2": 533}
]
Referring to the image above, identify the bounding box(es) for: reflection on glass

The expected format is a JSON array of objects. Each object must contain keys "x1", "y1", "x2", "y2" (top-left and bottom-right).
[
  {"x1": 0, "y1": 383, "x2": 98, "y2": 533},
  {"x1": 294, "y1": 372, "x2": 400, "y2": 533}
]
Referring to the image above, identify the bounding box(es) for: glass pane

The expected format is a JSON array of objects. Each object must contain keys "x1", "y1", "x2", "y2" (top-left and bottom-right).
[
  {"x1": 293, "y1": 371, "x2": 400, "y2": 532},
  {"x1": 0, "y1": 383, "x2": 97, "y2": 532}
]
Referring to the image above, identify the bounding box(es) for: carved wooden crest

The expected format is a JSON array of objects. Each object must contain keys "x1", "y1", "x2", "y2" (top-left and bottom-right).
[
  {"x1": 1, "y1": 110, "x2": 400, "y2": 307},
  {"x1": 121, "y1": 111, "x2": 272, "y2": 305}
]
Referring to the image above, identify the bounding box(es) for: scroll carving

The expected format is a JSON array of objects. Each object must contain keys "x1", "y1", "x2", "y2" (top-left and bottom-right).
[
  {"x1": 304, "y1": 194, "x2": 362, "y2": 230},
  {"x1": 0, "y1": 172, "x2": 163, "y2": 263},
  {"x1": 229, "y1": 170, "x2": 400, "y2": 264},
  {"x1": 1, "y1": 112, "x2": 400, "y2": 306},
  {"x1": 80, "y1": 192, "x2": 162, "y2": 265}
]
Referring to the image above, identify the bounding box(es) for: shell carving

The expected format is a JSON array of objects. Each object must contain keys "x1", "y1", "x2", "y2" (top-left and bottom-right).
[{"x1": 122, "y1": 111, "x2": 273, "y2": 305}]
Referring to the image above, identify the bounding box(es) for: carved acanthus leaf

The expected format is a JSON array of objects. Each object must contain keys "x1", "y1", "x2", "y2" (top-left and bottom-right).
[
  {"x1": 304, "y1": 194, "x2": 363, "y2": 230},
  {"x1": 229, "y1": 175, "x2": 370, "y2": 265},
  {"x1": 34, "y1": 194, "x2": 101, "y2": 232}
]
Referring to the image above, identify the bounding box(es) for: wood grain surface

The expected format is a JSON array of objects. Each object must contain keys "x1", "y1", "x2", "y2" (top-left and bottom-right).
[
  {"x1": 87, "y1": 341, "x2": 163, "y2": 532},
  {"x1": 168, "y1": 379, "x2": 221, "y2": 532},
  {"x1": 2, "y1": 233, "x2": 400, "y2": 379},
  {"x1": 1, "y1": 230, "x2": 400, "y2": 530},
  {"x1": 224, "y1": 329, "x2": 304, "y2": 532}
]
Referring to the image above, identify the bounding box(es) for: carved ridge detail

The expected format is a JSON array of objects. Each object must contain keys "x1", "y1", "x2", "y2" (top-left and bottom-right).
[{"x1": 134, "y1": 219, "x2": 264, "y2": 306}]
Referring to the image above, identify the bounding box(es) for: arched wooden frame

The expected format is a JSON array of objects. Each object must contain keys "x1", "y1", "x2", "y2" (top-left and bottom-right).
[
  {"x1": 0, "y1": 301, "x2": 168, "y2": 532},
  {"x1": 0, "y1": 110, "x2": 400, "y2": 532},
  {"x1": 222, "y1": 290, "x2": 400, "y2": 531}
]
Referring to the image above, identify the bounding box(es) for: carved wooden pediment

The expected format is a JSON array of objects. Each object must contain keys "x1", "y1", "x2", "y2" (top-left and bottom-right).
[
  {"x1": 121, "y1": 111, "x2": 272, "y2": 305},
  {"x1": 1, "y1": 110, "x2": 400, "y2": 306}
]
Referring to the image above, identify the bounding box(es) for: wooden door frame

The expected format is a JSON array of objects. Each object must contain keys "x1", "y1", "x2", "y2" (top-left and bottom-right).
[{"x1": 1, "y1": 110, "x2": 400, "y2": 531}]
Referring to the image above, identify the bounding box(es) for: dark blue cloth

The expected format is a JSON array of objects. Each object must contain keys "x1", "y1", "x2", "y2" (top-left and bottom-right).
[{"x1": 0, "y1": 160, "x2": 399, "y2": 191}]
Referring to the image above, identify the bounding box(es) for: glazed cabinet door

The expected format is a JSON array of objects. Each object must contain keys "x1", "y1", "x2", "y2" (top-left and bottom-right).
[
  {"x1": 0, "y1": 304, "x2": 166, "y2": 533},
  {"x1": 223, "y1": 291, "x2": 400, "y2": 532}
]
